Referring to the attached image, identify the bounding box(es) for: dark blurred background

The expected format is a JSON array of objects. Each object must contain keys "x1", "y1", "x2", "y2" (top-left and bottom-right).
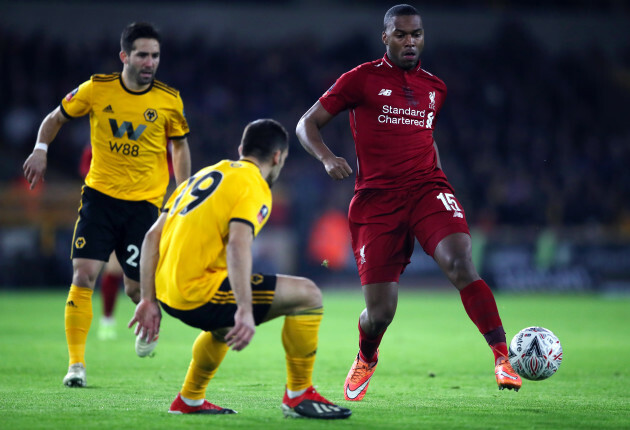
[{"x1": 1, "y1": 0, "x2": 629, "y2": 292}]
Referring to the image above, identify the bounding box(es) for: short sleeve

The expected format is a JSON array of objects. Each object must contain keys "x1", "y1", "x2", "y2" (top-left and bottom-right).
[
  {"x1": 167, "y1": 95, "x2": 190, "y2": 140},
  {"x1": 318, "y1": 66, "x2": 365, "y2": 116},
  {"x1": 60, "y1": 79, "x2": 93, "y2": 119},
  {"x1": 229, "y1": 182, "x2": 271, "y2": 237}
]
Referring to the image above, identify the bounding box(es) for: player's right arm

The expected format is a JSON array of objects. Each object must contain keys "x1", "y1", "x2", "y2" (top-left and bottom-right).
[
  {"x1": 296, "y1": 101, "x2": 353, "y2": 180},
  {"x1": 224, "y1": 220, "x2": 256, "y2": 351},
  {"x1": 128, "y1": 212, "x2": 166, "y2": 342},
  {"x1": 22, "y1": 106, "x2": 70, "y2": 190}
]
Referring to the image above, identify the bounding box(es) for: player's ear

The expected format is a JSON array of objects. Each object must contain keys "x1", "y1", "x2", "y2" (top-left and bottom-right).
[
  {"x1": 119, "y1": 50, "x2": 128, "y2": 64},
  {"x1": 382, "y1": 31, "x2": 388, "y2": 45},
  {"x1": 272, "y1": 149, "x2": 281, "y2": 165},
  {"x1": 237, "y1": 144, "x2": 243, "y2": 157}
]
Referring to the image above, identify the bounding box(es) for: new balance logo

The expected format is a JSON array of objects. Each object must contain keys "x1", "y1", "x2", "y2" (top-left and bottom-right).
[
  {"x1": 103, "y1": 105, "x2": 114, "y2": 113},
  {"x1": 378, "y1": 89, "x2": 392, "y2": 96},
  {"x1": 453, "y1": 211, "x2": 463, "y2": 218}
]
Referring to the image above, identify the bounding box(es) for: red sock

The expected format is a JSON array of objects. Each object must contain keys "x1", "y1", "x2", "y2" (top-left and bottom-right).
[
  {"x1": 101, "y1": 273, "x2": 122, "y2": 318},
  {"x1": 460, "y1": 280, "x2": 507, "y2": 361},
  {"x1": 358, "y1": 320, "x2": 384, "y2": 363}
]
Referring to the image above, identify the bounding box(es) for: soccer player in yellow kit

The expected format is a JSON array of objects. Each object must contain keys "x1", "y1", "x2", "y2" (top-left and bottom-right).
[
  {"x1": 22, "y1": 22, "x2": 191, "y2": 387},
  {"x1": 129, "y1": 119, "x2": 351, "y2": 419}
]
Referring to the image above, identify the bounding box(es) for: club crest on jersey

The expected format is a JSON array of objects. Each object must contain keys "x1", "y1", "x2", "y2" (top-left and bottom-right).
[
  {"x1": 428, "y1": 91, "x2": 436, "y2": 109},
  {"x1": 257, "y1": 205, "x2": 269, "y2": 224},
  {"x1": 359, "y1": 245, "x2": 366, "y2": 265},
  {"x1": 144, "y1": 108, "x2": 158, "y2": 122},
  {"x1": 65, "y1": 88, "x2": 79, "y2": 101}
]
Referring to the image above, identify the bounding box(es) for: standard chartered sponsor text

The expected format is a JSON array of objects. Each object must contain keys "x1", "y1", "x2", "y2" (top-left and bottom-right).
[{"x1": 378, "y1": 104, "x2": 426, "y2": 127}]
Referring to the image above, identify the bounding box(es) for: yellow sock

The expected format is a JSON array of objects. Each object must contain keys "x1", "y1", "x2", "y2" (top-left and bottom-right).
[
  {"x1": 181, "y1": 331, "x2": 229, "y2": 400},
  {"x1": 282, "y1": 307, "x2": 323, "y2": 391},
  {"x1": 65, "y1": 285, "x2": 93, "y2": 366}
]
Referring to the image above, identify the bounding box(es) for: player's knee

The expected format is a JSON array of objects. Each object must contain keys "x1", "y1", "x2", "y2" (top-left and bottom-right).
[
  {"x1": 71, "y1": 267, "x2": 99, "y2": 289},
  {"x1": 124, "y1": 282, "x2": 140, "y2": 304},
  {"x1": 366, "y1": 305, "x2": 395, "y2": 331},
  {"x1": 211, "y1": 328, "x2": 230, "y2": 343},
  {"x1": 300, "y1": 278, "x2": 322, "y2": 309},
  {"x1": 444, "y1": 254, "x2": 477, "y2": 288}
]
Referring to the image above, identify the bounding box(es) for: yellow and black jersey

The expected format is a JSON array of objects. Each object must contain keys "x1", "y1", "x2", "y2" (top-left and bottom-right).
[
  {"x1": 61, "y1": 73, "x2": 189, "y2": 207},
  {"x1": 156, "y1": 160, "x2": 272, "y2": 310}
]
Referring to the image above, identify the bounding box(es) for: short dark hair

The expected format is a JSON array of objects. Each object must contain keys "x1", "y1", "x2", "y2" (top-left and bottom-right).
[
  {"x1": 120, "y1": 22, "x2": 161, "y2": 53},
  {"x1": 241, "y1": 119, "x2": 289, "y2": 162},
  {"x1": 383, "y1": 4, "x2": 419, "y2": 31}
]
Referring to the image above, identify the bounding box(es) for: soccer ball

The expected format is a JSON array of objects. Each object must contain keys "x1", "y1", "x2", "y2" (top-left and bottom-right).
[{"x1": 508, "y1": 326, "x2": 563, "y2": 381}]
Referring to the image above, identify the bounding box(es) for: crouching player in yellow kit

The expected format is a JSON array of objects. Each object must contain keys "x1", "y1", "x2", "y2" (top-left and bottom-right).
[{"x1": 129, "y1": 119, "x2": 351, "y2": 419}]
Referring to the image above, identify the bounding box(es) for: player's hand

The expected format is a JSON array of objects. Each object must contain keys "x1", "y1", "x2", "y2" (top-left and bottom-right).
[
  {"x1": 225, "y1": 306, "x2": 255, "y2": 351},
  {"x1": 23, "y1": 150, "x2": 48, "y2": 190},
  {"x1": 128, "y1": 299, "x2": 162, "y2": 342},
  {"x1": 322, "y1": 155, "x2": 353, "y2": 180}
]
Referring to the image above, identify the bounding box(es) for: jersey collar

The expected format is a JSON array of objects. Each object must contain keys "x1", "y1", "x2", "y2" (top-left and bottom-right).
[
  {"x1": 118, "y1": 73, "x2": 154, "y2": 95},
  {"x1": 381, "y1": 53, "x2": 423, "y2": 74},
  {"x1": 240, "y1": 158, "x2": 260, "y2": 169},
  {"x1": 239, "y1": 158, "x2": 264, "y2": 177}
]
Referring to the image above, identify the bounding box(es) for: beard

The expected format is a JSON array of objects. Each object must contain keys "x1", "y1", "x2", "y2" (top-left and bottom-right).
[{"x1": 131, "y1": 67, "x2": 154, "y2": 86}]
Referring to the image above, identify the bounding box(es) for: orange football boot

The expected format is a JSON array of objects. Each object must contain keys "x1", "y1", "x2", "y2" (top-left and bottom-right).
[
  {"x1": 495, "y1": 356, "x2": 522, "y2": 391},
  {"x1": 344, "y1": 351, "x2": 378, "y2": 401}
]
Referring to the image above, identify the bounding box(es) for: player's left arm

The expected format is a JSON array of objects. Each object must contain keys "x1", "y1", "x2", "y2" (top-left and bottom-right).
[
  {"x1": 128, "y1": 212, "x2": 167, "y2": 341},
  {"x1": 224, "y1": 220, "x2": 256, "y2": 351},
  {"x1": 170, "y1": 137, "x2": 191, "y2": 186},
  {"x1": 433, "y1": 139, "x2": 443, "y2": 170}
]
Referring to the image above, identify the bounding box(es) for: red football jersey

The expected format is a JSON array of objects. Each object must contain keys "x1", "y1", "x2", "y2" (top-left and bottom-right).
[{"x1": 320, "y1": 54, "x2": 448, "y2": 191}]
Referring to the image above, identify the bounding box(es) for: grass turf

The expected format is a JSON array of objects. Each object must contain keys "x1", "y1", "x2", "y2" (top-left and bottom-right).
[{"x1": 0, "y1": 288, "x2": 628, "y2": 429}]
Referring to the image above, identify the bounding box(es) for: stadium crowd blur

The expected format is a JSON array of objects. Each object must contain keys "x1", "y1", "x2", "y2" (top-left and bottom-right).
[{"x1": 1, "y1": 4, "x2": 629, "y2": 287}]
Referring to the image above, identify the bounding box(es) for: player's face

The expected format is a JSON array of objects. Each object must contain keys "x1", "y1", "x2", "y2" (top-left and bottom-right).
[
  {"x1": 382, "y1": 15, "x2": 424, "y2": 70},
  {"x1": 267, "y1": 149, "x2": 288, "y2": 188},
  {"x1": 124, "y1": 38, "x2": 160, "y2": 87}
]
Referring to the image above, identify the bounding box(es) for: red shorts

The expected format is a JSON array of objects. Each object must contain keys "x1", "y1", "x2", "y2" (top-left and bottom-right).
[{"x1": 348, "y1": 180, "x2": 470, "y2": 285}]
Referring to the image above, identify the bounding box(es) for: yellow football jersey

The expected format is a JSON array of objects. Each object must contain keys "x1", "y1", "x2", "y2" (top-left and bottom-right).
[
  {"x1": 61, "y1": 73, "x2": 189, "y2": 207},
  {"x1": 156, "y1": 160, "x2": 272, "y2": 310}
]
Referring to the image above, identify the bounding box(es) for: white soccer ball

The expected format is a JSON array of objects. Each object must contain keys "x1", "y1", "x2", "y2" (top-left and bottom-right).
[{"x1": 508, "y1": 326, "x2": 563, "y2": 381}]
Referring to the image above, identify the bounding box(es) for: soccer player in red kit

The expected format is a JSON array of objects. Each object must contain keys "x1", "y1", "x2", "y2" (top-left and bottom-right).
[{"x1": 296, "y1": 4, "x2": 521, "y2": 401}]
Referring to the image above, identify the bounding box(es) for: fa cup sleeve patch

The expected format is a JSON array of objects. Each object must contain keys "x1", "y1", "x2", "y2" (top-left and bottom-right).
[
  {"x1": 257, "y1": 205, "x2": 269, "y2": 224},
  {"x1": 65, "y1": 87, "x2": 79, "y2": 101}
]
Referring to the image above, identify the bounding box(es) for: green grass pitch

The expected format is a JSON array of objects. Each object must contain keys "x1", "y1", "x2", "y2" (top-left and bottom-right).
[{"x1": 0, "y1": 288, "x2": 628, "y2": 429}]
